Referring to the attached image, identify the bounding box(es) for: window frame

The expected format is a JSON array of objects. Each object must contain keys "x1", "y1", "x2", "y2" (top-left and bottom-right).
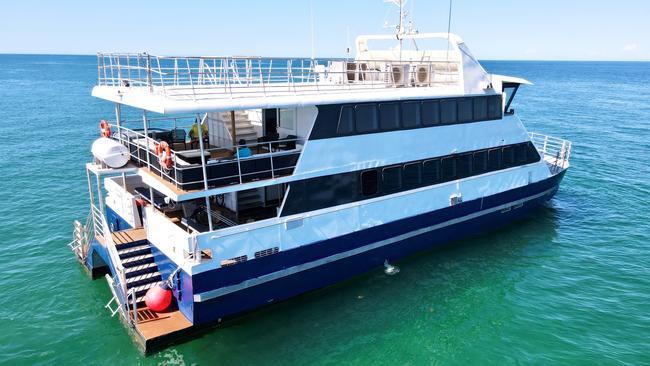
[
  {"x1": 360, "y1": 169, "x2": 379, "y2": 196},
  {"x1": 381, "y1": 165, "x2": 403, "y2": 193}
]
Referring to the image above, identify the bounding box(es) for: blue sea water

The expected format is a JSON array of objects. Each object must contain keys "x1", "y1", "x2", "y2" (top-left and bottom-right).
[{"x1": 0, "y1": 55, "x2": 649, "y2": 365}]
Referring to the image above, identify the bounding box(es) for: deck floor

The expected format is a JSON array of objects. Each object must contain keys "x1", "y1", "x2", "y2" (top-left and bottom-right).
[
  {"x1": 135, "y1": 307, "x2": 193, "y2": 343},
  {"x1": 113, "y1": 228, "x2": 147, "y2": 246}
]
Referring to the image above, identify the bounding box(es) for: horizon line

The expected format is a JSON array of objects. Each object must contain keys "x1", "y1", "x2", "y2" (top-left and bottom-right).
[{"x1": 0, "y1": 52, "x2": 649, "y2": 63}]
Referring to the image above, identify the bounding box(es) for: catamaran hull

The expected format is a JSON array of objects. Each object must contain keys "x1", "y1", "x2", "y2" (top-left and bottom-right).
[{"x1": 181, "y1": 171, "x2": 566, "y2": 325}]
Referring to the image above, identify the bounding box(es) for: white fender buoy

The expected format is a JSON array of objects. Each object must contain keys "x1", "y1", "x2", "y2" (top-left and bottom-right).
[{"x1": 91, "y1": 137, "x2": 129, "y2": 168}]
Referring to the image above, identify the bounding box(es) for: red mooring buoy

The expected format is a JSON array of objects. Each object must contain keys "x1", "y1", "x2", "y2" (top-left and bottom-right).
[{"x1": 144, "y1": 282, "x2": 172, "y2": 312}]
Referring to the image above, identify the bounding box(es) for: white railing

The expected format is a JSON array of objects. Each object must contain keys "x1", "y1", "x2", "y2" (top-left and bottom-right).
[
  {"x1": 97, "y1": 53, "x2": 461, "y2": 101},
  {"x1": 92, "y1": 203, "x2": 138, "y2": 325},
  {"x1": 108, "y1": 123, "x2": 304, "y2": 191},
  {"x1": 68, "y1": 211, "x2": 93, "y2": 260},
  {"x1": 529, "y1": 132, "x2": 572, "y2": 173}
]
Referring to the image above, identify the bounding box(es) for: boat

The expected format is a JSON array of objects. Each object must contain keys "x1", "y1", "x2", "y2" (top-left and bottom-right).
[{"x1": 68, "y1": 1, "x2": 572, "y2": 354}]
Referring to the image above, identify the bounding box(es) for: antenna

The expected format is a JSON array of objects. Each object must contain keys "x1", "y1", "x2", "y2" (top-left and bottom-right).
[
  {"x1": 310, "y1": 0, "x2": 315, "y2": 59},
  {"x1": 383, "y1": 0, "x2": 417, "y2": 38},
  {"x1": 445, "y1": 0, "x2": 453, "y2": 61}
]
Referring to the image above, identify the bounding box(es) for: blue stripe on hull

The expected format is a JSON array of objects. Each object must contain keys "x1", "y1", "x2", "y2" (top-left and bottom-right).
[{"x1": 189, "y1": 172, "x2": 565, "y2": 325}]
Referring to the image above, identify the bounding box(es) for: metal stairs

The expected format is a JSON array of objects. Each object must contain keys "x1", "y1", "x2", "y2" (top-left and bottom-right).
[{"x1": 114, "y1": 238, "x2": 162, "y2": 307}]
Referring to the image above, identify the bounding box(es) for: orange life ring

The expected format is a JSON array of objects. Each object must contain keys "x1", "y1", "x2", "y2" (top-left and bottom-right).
[
  {"x1": 156, "y1": 141, "x2": 172, "y2": 170},
  {"x1": 99, "y1": 120, "x2": 111, "y2": 138}
]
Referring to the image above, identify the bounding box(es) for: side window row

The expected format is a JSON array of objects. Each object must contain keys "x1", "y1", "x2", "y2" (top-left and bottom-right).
[
  {"x1": 338, "y1": 95, "x2": 502, "y2": 135},
  {"x1": 361, "y1": 142, "x2": 540, "y2": 196}
]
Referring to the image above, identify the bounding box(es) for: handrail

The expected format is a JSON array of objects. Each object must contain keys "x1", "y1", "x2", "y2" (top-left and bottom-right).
[
  {"x1": 529, "y1": 132, "x2": 572, "y2": 173},
  {"x1": 92, "y1": 202, "x2": 137, "y2": 325},
  {"x1": 108, "y1": 123, "x2": 304, "y2": 191},
  {"x1": 96, "y1": 53, "x2": 462, "y2": 101}
]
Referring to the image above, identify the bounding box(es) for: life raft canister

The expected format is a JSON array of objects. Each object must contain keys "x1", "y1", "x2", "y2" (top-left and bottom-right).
[
  {"x1": 99, "y1": 120, "x2": 111, "y2": 138},
  {"x1": 144, "y1": 282, "x2": 173, "y2": 312},
  {"x1": 156, "y1": 141, "x2": 172, "y2": 170}
]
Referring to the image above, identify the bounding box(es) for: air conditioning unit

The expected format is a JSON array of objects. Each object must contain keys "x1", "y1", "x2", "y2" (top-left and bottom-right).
[
  {"x1": 415, "y1": 64, "x2": 432, "y2": 86},
  {"x1": 390, "y1": 64, "x2": 410, "y2": 86}
]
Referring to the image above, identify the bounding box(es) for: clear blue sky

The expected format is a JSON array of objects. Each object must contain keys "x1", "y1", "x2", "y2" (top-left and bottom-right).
[{"x1": 1, "y1": 0, "x2": 649, "y2": 60}]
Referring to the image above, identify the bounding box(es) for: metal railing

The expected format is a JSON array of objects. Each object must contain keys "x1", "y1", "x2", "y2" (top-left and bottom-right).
[
  {"x1": 68, "y1": 211, "x2": 93, "y2": 261},
  {"x1": 529, "y1": 132, "x2": 572, "y2": 173},
  {"x1": 92, "y1": 202, "x2": 139, "y2": 326},
  {"x1": 109, "y1": 123, "x2": 304, "y2": 191},
  {"x1": 97, "y1": 53, "x2": 461, "y2": 101}
]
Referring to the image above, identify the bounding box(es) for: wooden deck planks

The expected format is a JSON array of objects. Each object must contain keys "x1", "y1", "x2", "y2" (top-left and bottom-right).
[
  {"x1": 112, "y1": 228, "x2": 147, "y2": 246},
  {"x1": 135, "y1": 307, "x2": 193, "y2": 342}
]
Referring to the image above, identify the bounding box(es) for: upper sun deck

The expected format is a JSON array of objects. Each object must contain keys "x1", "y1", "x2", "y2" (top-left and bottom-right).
[{"x1": 92, "y1": 33, "x2": 496, "y2": 114}]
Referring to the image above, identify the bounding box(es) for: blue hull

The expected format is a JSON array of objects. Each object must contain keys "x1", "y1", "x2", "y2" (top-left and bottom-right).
[{"x1": 188, "y1": 171, "x2": 566, "y2": 325}]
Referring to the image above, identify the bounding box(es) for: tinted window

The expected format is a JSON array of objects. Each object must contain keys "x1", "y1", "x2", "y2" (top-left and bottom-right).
[
  {"x1": 526, "y1": 142, "x2": 541, "y2": 163},
  {"x1": 361, "y1": 170, "x2": 378, "y2": 196},
  {"x1": 355, "y1": 104, "x2": 378, "y2": 133},
  {"x1": 337, "y1": 106, "x2": 354, "y2": 134},
  {"x1": 382, "y1": 166, "x2": 402, "y2": 192},
  {"x1": 402, "y1": 102, "x2": 421, "y2": 128},
  {"x1": 473, "y1": 150, "x2": 488, "y2": 174},
  {"x1": 456, "y1": 153, "x2": 472, "y2": 178},
  {"x1": 403, "y1": 162, "x2": 422, "y2": 187},
  {"x1": 440, "y1": 99, "x2": 457, "y2": 124},
  {"x1": 473, "y1": 97, "x2": 488, "y2": 121},
  {"x1": 422, "y1": 101, "x2": 440, "y2": 126},
  {"x1": 487, "y1": 95, "x2": 502, "y2": 119},
  {"x1": 458, "y1": 98, "x2": 473, "y2": 122},
  {"x1": 441, "y1": 157, "x2": 456, "y2": 180},
  {"x1": 422, "y1": 159, "x2": 440, "y2": 183},
  {"x1": 502, "y1": 146, "x2": 515, "y2": 167},
  {"x1": 514, "y1": 143, "x2": 528, "y2": 164},
  {"x1": 379, "y1": 103, "x2": 401, "y2": 130},
  {"x1": 488, "y1": 148, "x2": 502, "y2": 170}
]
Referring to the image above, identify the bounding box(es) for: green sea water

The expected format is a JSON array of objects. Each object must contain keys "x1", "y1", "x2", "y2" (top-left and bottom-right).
[{"x1": 0, "y1": 56, "x2": 649, "y2": 365}]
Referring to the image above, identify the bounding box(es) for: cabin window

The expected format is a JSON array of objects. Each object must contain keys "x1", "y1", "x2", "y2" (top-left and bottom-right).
[
  {"x1": 382, "y1": 166, "x2": 402, "y2": 193},
  {"x1": 355, "y1": 104, "x2": 378, "y2": 133},
  {"x1": 403, "y1": 162, "x2": 422, "y2": 187},
  {"x1": 337, "y1": 106, "x2": 355, "y2": 134},
  {"x1": 514, "y1": 143, "x2": 528, "y2": 164},
  {"x1": 379, "y1": 103, "x2": 400, "y2": 130},
  {"x1": 502, "y1": 146, "x2": 515, "y2": 167},
  {"x1": 473, "y1": 150, "x2": 488, "y2": 174},
  {"x1": 456, "y1": 153, "x2": 473, "y2": 178},
  {"x1": 526, "y1": 142, "x2": 541, "y2": 163},
  {"x1": 421, "y1": 100, "x2": 441, "y2": 126},
  {"x1": 402, "y1": 101, "x2": 421, "y2": 128},
  {"x1": 441, "y1": 157, "x2": 457, "y2": 180},
  {"x1": 379, "y1": 103, "x2": 401, "y2": 130},
  {"x1": 487, "y1": 95, "x2": 502, "y2": 119},
  {"x1": 458, "y1": 98, "x2": 473, "y2": 123},
  {"x1": 361, "y1": 169, "x2": 379, "y2": 196},
  {"x1": 440, "y1": 99, "x2": 458, "y2": 124},
  {"x1": 488, "y1": 148, "x2": 502, "y2": 171},
  {"x1": 473, "y1": 97, "x2": 488, "y2": 121},
  {"x1": 422, "y1": 159, "x2": 441, "y2": 184},
  {"x1": 279, "y1": 108, "x2": 296, "y2": 131}
]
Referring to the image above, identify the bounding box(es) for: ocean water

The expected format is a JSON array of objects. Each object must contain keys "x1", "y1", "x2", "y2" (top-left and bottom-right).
[{"x1": 0, "y1": 55, "x2": 649, "y2": 365}]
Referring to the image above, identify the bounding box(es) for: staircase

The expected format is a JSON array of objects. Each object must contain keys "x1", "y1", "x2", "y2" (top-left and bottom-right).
[
  {"x1": 218, "y1": 111, "x2": 258, "y2": 144},
  {"x1": 112, "y1": 230, "x2": 162, "y2": 307}
]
